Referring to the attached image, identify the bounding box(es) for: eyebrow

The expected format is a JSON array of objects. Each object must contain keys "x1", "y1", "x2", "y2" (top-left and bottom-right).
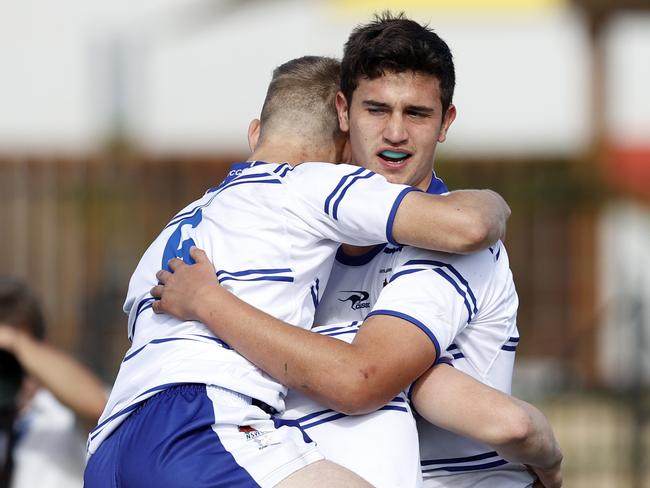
[
  {"x1": 362, "y1": 99, "x2": 435, "y2": 114},
  {"x1": 362, "y1": 100, "x2": 390, "y2": 109}
]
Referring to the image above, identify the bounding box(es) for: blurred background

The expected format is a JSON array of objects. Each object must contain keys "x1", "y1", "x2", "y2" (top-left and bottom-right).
[{"x1": 0, "y1": 0, "x2": 648, "y2": 485}]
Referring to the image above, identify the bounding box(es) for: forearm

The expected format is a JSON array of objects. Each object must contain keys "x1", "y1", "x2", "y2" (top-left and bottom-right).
[
  {"x1": 392, "y1": 189, "x2": 509, "y2": 253},
  {"x1": 12, "y1": 332, "x2": 107, "y2": 423},
  {"x1": 494, "y1": 396, "x2": 563, "y2": 470},
  {"x1": 193, "y1": 289, "x2": 377, "y2": 413},
  {"x1": 412, "y1": 365, "x2": 561, "y2": 469},
  {"x1": 152, "y1": 248, "x2": 434, "y2": 414}
]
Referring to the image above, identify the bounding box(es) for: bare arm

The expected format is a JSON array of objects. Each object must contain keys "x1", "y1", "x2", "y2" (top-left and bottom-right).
[
  {"x1": 412, "y1": 364, "x2": 563, "y2": 488},
  {"x1": 393, "y1": 189, "x2": 509, "y2": 253},
  {"x1": 0, "y1": 324, "x2": 107, "y2": 425},
  {"x1": 151, "y1": 248, "x2": 436, "y2": 415}
]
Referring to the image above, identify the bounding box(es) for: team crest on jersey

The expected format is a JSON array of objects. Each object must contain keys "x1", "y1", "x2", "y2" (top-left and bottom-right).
[{"x1": 338, "y1": 290, "x2": 370, "y2": 310}]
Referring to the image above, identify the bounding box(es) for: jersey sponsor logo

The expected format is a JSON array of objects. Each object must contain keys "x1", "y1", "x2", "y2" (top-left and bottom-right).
[
  {"x1": 379, "y1": 268, "x2": 392, "y2": 287},
  {"x1": 338, "y1": 290, "x2": 370, "y2": 310},
  {"x1": 238, "y1": 425, "x2": 257, "y2": 434},
  {"x1": 238, "y1": 426, "x2": 279, "y2": 450}
]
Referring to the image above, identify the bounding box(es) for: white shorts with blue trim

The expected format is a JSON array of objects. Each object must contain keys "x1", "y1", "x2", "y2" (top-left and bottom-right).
[{"x1": 281, "y1": 389, "x2": 422, "y2": 488}]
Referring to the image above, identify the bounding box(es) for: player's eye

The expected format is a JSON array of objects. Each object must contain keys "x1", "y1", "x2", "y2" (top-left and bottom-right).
[
  {"x1": 407, "y1": 110, "x2": 431, "y2": 118},
  {"x1": 367, "y1": 106, "x2": 387, "y2": 115}
]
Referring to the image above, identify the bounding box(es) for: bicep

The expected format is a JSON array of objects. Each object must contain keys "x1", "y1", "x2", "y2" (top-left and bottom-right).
[
  {"x1": 370, "y1": 265, "x2": 474, "y2": 355},
  {"x1": 289, "y1": 164, "x2": 413, "y2": 246}
]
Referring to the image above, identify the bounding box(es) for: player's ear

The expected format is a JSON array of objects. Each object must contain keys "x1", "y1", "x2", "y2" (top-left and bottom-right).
[
  {"x1": 248, "y1": 119, "x2": 261, "y2": 151},
  {"x1": 438, "y1": 104, "x2": 456, "y2": 143},
  {"x1": 335, "y1": 91, "x2": 350, "y2": 133}
]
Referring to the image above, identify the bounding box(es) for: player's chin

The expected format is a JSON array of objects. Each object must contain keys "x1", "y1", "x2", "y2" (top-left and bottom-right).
[{"x1": 379, "y1": 164, "x2": 414, "y2": 185}]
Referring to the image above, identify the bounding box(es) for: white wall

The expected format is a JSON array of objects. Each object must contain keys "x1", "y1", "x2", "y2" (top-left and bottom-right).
[
  {"x1": 605, "y1": 13, "x2": 650, "y2": 147},
  {"x1": 0, "y1": 0, "x2": 646, "y2": 156}
]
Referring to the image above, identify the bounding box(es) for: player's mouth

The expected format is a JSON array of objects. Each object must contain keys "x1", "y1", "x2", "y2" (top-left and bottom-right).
[{"x1": 377, "y1": 150, "x2": 412, "y2": 166}]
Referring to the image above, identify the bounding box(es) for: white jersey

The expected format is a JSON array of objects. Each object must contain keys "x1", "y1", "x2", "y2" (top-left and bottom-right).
[
  {"x1": 280, "y1": 322, "x2": 422, "y2": 488},
  {"x1": 88, "y1": 161, "x2": 415, "y2": 455},
  {"x1": 12, "y1": 390, "x2": 86, "y2": 488},
  {"x1": 313, "y1": 239, "x2": 534, "y2": 487}
]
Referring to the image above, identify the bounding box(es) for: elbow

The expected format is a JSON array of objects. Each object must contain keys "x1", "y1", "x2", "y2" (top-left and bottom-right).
[
  {"x1": 462, "y1": 202, "x2": 509, "y2": 252},
  {"x1": 490, "y1": 407, "x2": 535, "y2": 449},
  {"x1": 332, "y1": 396, "x2": 381, "y2": 416},
  {"x1": 327, "y1": 374, "x2": 385, "y2": 416},
  {"x1": 455, "y1": 216, "x2": 493, "y2": 253},
  {"x1": 464, "y1": 193, "x2": 510, "y2": 252}
]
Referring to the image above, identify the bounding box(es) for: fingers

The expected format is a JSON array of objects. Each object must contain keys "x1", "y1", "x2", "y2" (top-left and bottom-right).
[
  {"x1": 150, "y1": 284, "x2": 164, "y2": 314},
  {"x1": 167, "y1": 258, "x2": 185, "y2": 272},
  {"x1": 156, "y1": 269, "x2": 173, "y2": 284},
  {"x1": 189, "y1": 246, "x2": 208, "y2": 262},
  {"x1": 151, "y1": 284, "x2": 163, "y2": 299}
]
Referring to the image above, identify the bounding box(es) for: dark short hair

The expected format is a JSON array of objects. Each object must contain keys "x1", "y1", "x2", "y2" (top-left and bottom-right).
[
  {"x1": 0, "y1": 278, "x2": 45, "y2": 340},
  {"x1": 259, "y1": 56, "x2": 342, "y2": 141},
  {"x1": 341, "y1": 11, "x2": 455, "y2": 114}
]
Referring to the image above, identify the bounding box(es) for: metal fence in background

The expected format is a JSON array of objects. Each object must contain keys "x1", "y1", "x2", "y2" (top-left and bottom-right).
[{"x1": 0, "y1": 154, "x2": 647, "y2": 485}]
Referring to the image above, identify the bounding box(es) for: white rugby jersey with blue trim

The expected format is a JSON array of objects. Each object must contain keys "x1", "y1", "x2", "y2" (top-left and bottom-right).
[
  {"x1": 88, "y1": 161, "x2": 416, "y2": 455},
  {"x1": 310, "y1": 177, "x2": 533, "y2": 486}
]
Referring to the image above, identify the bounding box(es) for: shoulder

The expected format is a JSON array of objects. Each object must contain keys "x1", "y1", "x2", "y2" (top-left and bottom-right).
[
  {"x1": 395, "y1": 245, "x2": 496, "y2": 277},
  {"x1": 284, "y1": 162, "x2": 376, "y2": 183},
  {"x1": 390, "y1": 244, "x2": 512, "y2": 297}
]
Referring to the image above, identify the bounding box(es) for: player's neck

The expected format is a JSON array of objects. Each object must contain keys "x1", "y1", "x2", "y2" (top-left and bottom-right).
[{"x1": 248, "y1": 139, "x2": 339, "y2": 166}]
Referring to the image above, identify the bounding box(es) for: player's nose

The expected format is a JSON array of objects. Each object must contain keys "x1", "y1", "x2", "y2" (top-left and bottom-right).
[{"x1": 382, "y1": 113, "x2": 408, "y2": 145}]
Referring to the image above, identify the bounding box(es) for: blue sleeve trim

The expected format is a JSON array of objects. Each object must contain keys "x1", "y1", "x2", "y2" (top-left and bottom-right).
[
  {"x1": 366, "y1": 309, "x2": 441, "y2": 361},
  {"x1": 386, "y1": 187, "x2": 421, "y2": 246},
  {"x1": 435, "y1": 356, "x2": 454, "y2": 366}
]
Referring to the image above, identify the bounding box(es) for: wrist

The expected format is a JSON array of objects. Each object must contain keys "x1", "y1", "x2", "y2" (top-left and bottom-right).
[{"x1": 194, "y1": 284, "x2": 224, "y2": 324}]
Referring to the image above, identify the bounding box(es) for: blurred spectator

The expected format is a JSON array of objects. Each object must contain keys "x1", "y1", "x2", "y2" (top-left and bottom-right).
[{"x1": 0, "y1": 278, "x2": 107, "y2": 488}]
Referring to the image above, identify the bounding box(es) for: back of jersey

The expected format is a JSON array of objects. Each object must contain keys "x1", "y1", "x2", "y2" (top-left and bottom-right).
[{"x1": 89, "y1": 161, "x2": 414, "y2": 455}]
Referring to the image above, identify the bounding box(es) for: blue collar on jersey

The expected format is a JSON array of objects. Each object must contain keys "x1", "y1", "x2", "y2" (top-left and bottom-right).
[
  {"x1": 426, "y1": 171, "x2": 448, "y2": 195},
  {"x1": 221, "y1": 163, "x2": 447, "y2": 194},
  {"x1": 335, "y1": 171, "x2": 447, "y2": 265},
  {"x1": 220, "y1": 161, "x2": 269, "y2": 186}
]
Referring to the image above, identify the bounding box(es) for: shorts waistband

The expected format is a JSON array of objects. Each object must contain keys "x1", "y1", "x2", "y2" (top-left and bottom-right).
[{"x1": 206, "y1": 384, "x2": 278, "y2": 415}]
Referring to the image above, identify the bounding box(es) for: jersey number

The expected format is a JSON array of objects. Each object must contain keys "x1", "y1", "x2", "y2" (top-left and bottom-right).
[{"x1": 161, "y1": 209, "x2": 203, "y2": 271}]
